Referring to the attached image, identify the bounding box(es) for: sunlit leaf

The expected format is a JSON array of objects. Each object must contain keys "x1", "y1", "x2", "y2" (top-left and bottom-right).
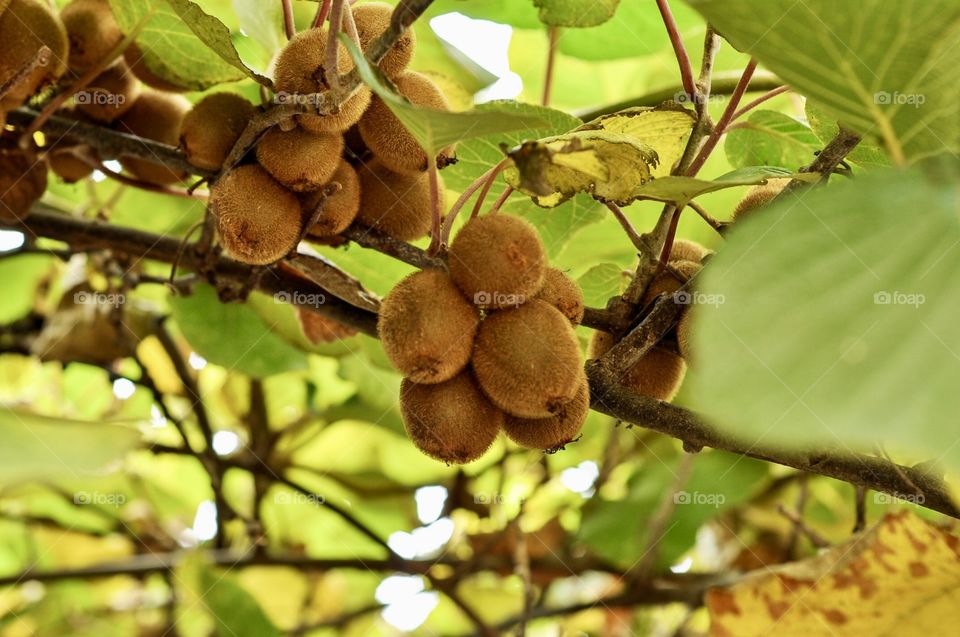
[
  {"x1": 534, "y1": 0, "x2": 621, "y2": 27},
  {"x1": 724, "y1": 110, "x2": 821, "y2": 170}
]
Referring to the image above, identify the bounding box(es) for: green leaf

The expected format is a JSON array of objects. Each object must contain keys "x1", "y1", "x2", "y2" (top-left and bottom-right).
[
  {"x1": 687, "y1": 168, "x2": 960, "y2": 470},
  {"x1": 804, "y1": 100, "x2": 892, "y2": 171},
  {"x1": 170, "y1": 284, "x2": 308, "y2": 378},
  {"x1": 534, "y1": 0, "x2": 621, "y2": 27},
  {"x1": 686, "y1": 0, "x2": 960, "y2": 162},
  {"x1": 428, "y1": 0, "x2": 543, "y2": 30},
  {"x1": 577, "y1": 263, "x2": 625, "y2": 307},
  {"x1": 0, "y1": 409, "x2": 140, "y2": 483},
  {"x1": 231, "y1": 0, "x2": 285, "y2": 59},
  {"x1": 724, "y1": 110, "x2": 821, "y2": 170},
  {"x1": 199, "y1": 567, "x2": 283, "y2": 637},
  {"x1": 108, "y1": 0, "x2": 248, "y2": 90},
  {"x1": 343, "y1": 37, "x2": 551, "y2": 155},
  {"x1": 619, "y1": 166, "x2": 813, "y2": 207},
  {"x1": 0, "y1": 254, "x2": 55, "y2": 324}
]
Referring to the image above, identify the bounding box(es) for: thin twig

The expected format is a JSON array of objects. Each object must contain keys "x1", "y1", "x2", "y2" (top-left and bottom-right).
[
  {"x1": 487, "y1": 186, "x2": 513, "y2": 215},
  {"x1": 281, "y1": 0, "x2": 296, "y2": 39},
  {"x1": 777, "y1": 504, "x2": 829, "y2": 548},
  {"x1": 441, "y1": 159, "x2": 507, "y2": 244},
  {"x1": 655, "y1": 0, "x2": 695, "y2": 99},
  {"x1": 313, "y1": 0, "x2": 332, "y2": 28},
  {"x1": 606, "y1": 202, "x2": 646, "y2": 251},
  {"x1": 542, "y1": 26, "x2": 560, "y2": 107},
  {"x1": 853, "y1": 485, "x2": 867, "y2": 533},
  {"x1": 731, "y1": 85, "x2": 790, "y2": 121},
  {"x1": 688, "y1": 200, "x2": 726, "y2": 234}
]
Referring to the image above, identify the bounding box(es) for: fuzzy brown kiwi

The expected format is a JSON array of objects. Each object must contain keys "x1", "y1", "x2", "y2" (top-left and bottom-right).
[
  {"x1": 676, "y1": 311, "x2": 693, "y2": 360},
  {"x1": 733, "y1": 178, "x2": 791, "y2": 220},
  {"x1": 534, "y1": 267, "x2": 584, "y2": 325},
  {"x1": 589, "y1": 331, "x2": 686, "y2": 402},
  {"x1": 400, "y1": 371, "x2": 503, "y2": 464},
  {"x1": 48, "y1": 147, "x2": 95, "y2": 182},
  {"x1": 255, "y1": 126, "x2": 343, "y2": 192},
  {"x1": 503, "y1": 376, "x2": 589, "y2": 450},
  {"x1": 60, "y1": 0, "x2": 122, "y2": 73},
  {"x1": 273, "y1": 27, "x2": 371, "y2": 134},
  {"x1": 448, "y1": 214, "x2": 546, "y2": 310},
  {"x1": 210, "y1": 164, "x2": 304, "y2": 265},
  {"x1": 303, "y1": 160, "x2": 361, "y2": 237},
  {"x1": 378, "y1": 269, "x2": 480, "y2": 384},
  {"x1": 355, "y1": 160, "x2": 435, "y2": 241},
  {"x1": 670, "y1": 238, "x2": 711, "y2": 263},
  {"x1": 297, "y1": 307, "x2": 358, "y2": 343},
  {"x1": 472, "y1": 300, "x2": 583, "y2": 419},
  {"x1": 75, "y1": 61, "x2": 140, "y2": 123},
  {"x1": 352, "y1": 2, "x2": 416, "y2": 77},
  {"x1": 358, "y1": 71, "x2": 452, "y2": 174},
  {"x1": 114, "y1": 90, "x2": 191, "y2": 185},
  {"x1": 0, "y1": 0, "x2": 69, "y2": 109},
  {"x1": 179, "y1": 92, "x2": 256, "y2": 172},
  {"x1": 0, "y1": 150, "x2": 47, "y2": 222},
  {"x1": 122, "y1": 44, "x2": 188, "y2": 92},
  {"x1": 641, "y1": 259, "x2": 702, "y2": 307}
]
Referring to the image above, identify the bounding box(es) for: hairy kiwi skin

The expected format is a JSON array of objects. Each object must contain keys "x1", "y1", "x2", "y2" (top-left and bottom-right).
[
  {"x1": 297, "y1": 88, "x2": 372, "y2": 135},
  {"x1": 733, "y1": 178, "x2": 791, "y2": 220},
  {"x1": 255, "y1": 127, "x2": 343, "y2": 192},
  {"x1": 355, "y1": 161, "x2": 435, "y2": 241},
  {"x1": 358, "y1": 71, "x2": 450, "y2": 174},
  {"x1": 448, "y1": 215, "x2": 546, "y2": 310},
  {"x1": 75, "y1": 62, "x2": 140, "y2": 123},
  {"x1": 503, "y1": 377, "x2": 589, "y2": 450},
  {"x1": 114, "y1": 90, "x2": 191, "y2": 185},
  {"x1": 378, "y1": 269, "x2": 480, "y2": 384},
  {"x1": 211, "y1": 165, "x2": 304, "y2": 266},
  {"x1": 123, "y1": 44, "x2": 187, "y2": 92},
  {"x1": 589, "y1": 331, "x2": 686, "y2": 402},
  {"x1": 670, "y1": 239, "x2": 711, "y2": 263},
  {"x1": 48, "y1": 148, "x2": 94, "y2": 182},
  {"x1": 179, "y1": 92, "x2": 256, "y2": 171},
  {"x1": 304, "y1": 160, "x2": 361, "y2": 237},
  {"x1": 677, "y1": 311, "x2": 693, "y2": 360},
  {"x1": 472, "y1": 300, "x2": 583, "y2": 419},
  {"x1": 400, "y1": 372, "x2": 503, "y2": 464},
  {"x1": 352, "y1": 2, "x2": 416, "y2": 77},
  {"x1": 641, "y1": 259, "x2": 702, "y2": 307},
  {"x1": 0, "y1": 0, "x2": 69, "y2": 109},
  {"x1": 61, "y1": 0, "x2": 122, "y2": 72},
  {"x1": 0, "y1": 151, "x2": 47, "y2": 222},
  {"x1": 535, "y1": 267, "x2": 584, "y2": 325}
]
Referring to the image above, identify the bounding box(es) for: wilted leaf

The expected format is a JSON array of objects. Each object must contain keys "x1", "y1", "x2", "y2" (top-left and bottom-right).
[{"x1": 708, "y1": 512, "x2": 960, "y2": 636}]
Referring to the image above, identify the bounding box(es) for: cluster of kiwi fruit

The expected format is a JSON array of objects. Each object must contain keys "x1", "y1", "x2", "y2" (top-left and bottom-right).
[
  {"x1": 378, "y1": 213, "x2": 588, "y2": 464},
  {"x1": 208, "y1": 2, "x2": 454, "y2": 266},
  {"x1": 589, "y1": 239, "x2": 711, "y2": 401}
]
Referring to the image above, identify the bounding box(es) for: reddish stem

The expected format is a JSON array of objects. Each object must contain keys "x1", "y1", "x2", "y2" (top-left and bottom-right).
[
  {"x1": 655, "y1": 0, "x2": 696, "y2": 100},
  {"x1": 542, "y1": 26, "x2": 560, "y2": 107},
  {"x1": 487, "y1": 186, "x2": 513, "y2": 215},
  {"x1": 282, "y1": 0, "x2": 296, "y2": 39},
  {"x1": 313, "y1": 0, "x2": 333, "y2": 28},
  {"x1": 731, "y1": 84, "x2": 790, "y2": 122},
  {"x1": 470, "y1": 159, "x2": 509, "y2": 218},
  {"x1": 440, "y1": 160, "x2": 506, "y2": 245}
]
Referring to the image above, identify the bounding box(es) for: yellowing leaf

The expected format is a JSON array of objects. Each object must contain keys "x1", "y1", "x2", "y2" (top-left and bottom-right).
[{"x1": 708, "y1": 512, "x2": 960, "y2": 637}]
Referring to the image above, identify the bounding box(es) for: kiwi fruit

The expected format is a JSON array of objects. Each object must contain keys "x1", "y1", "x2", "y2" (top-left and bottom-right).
[
  {"x1": 0, "y1": 0, "x2": 69, "y2": 109},
  {"x1": 378, "y1": 269, "x2": 480, "y2": 384},
  {"x1": 733, "y1": 177, "x2": 791, "y2": 220},
  {"x1": 641, "y1": 259, "x2": 701, "y2": 306},
  {"x1": 255, "y1": 126, "x2": 343, "y2": 192},
  {"x1": 303, "y1": 160, "x2": 361, "y2": 237},
  {"x1": 0, "y1": 150, "x2": 47, "y2": 222},
  {"x1": 297, "y1": 308, "x2": 357, "y2": 343},
  {"x1": 670, "y1": 238, "x2": 711, "y2": 263},
  {"x1": 114, "y1": 90, "x2": 191, "y2": 185},
  {"x1": 48, "y1": 147, "x2": 95, "y2": 182},
  {"x1": 589, "y1": 331, "x2": 687, "y2": 402},
  {"x1": 60, "y1": 0, "x2": 122, "y2": 73},
  {"x1": 179, "y1": 92, "x2": 256, "y2": 171},
  {"x1": 273, "y1": 27, "x2": 371, "y2": 134},
  {"x1": 75, "y1": 61, "x2": 139, "y2": 123},
  {"x1": 400, "y1": 371, "x2": 503, "y2": 464},
  {"x1": 503, "y1": 377, "x2": 589, "y2": 450},
  {"x1": 448, "y1": 214, "x2": 546, "y2": 310},
  {"x1": 123, "y1": 44, "x2": 187, "y2": 92},
  {"x1": 355, "y1": 160, "x2": 435, "y2": 241},
  {"x1": 472, "y1": 300, "x2": 583, "y2": 419},
  {"x1": 676, "y1": 311, "x2": 693, "y2": 360},
  {"x1": 210, "y1": 164, "x2": 304, "y2": 265},
  {"x1": 352, "y1": 2, "x2": 416, "y2": 77},
  {"x1": 535, "y1": 267, "x2": 584, "y2": 325},
  {"x1": 358, "y1": 71, "x2": 451, "y2": 174}
]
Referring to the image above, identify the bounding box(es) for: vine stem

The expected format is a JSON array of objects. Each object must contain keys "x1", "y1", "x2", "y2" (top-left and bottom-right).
[
  {"x1": 685, "y1": 58, "x2": 758, "y2": 176},
  {"x1": 426, "y1": 154, "x2": 443, "y2": 254},
  {"x1": 542, "y1": 26, "x2": 560, "y2": 107},
  {"x1": 313, "y1": 0, "x2": 332, "y2": 28},
  {"x1": 655, "y1": 0, "x2": 696, "y2": 99},
  {"x1": 325, "y1": 0, "x2": 347, "y2": 93},
  {"x1": 487, "y1": 186, "x2": 513, "y2": 215},
  {"x1": 731, "y1": 84, "x2": 790, "y2": 121},
  {"x1": 470, "y1": 159, "x2": 509, "y2": 218},
  {"x1": 440, "y1": 159, "x2": 507, "y2": 244},
  {"x1": 281, "y1": 0, "x2": 296, "y2": 39}
]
